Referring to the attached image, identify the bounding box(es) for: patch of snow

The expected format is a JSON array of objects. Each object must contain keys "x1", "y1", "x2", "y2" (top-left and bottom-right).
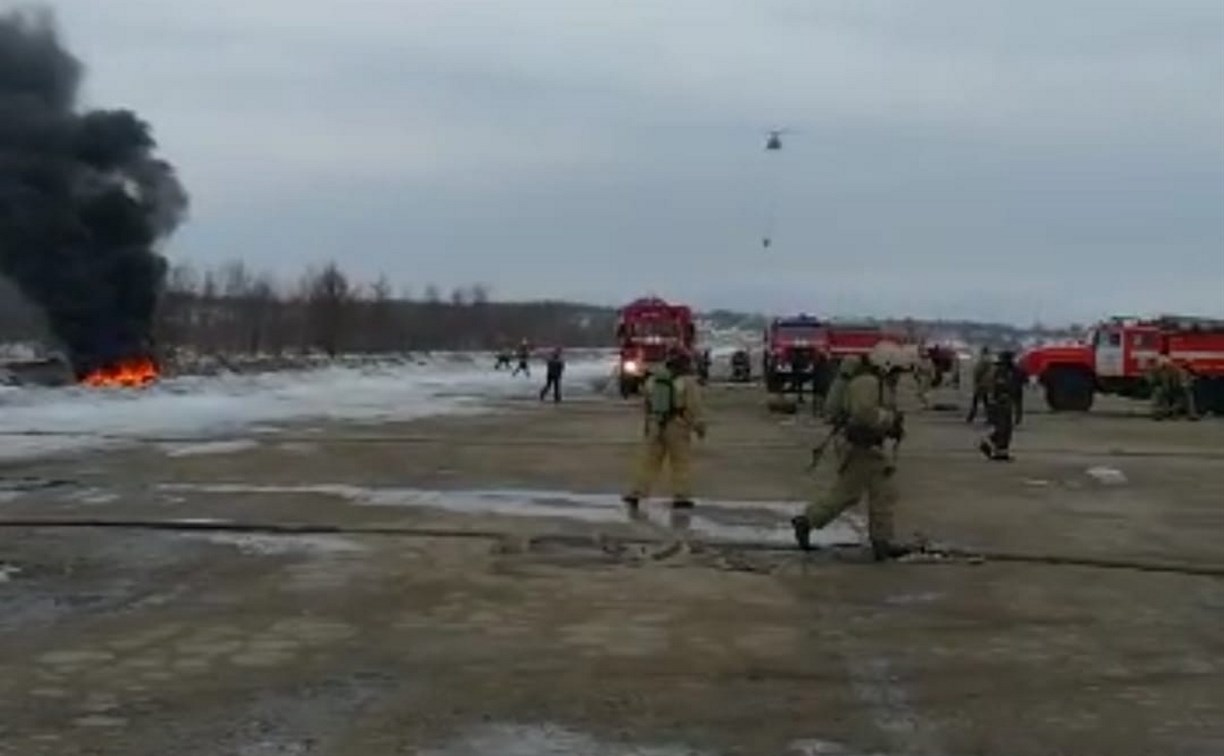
[
  {"x1": 882, "y1": 591, "x2": 945, "y2": 607},
  {"x1": 276, "y1": 442, "x2": 320, "y2": 455},
  {"x1": 186, "y1": 532, "x2": 367, "y2": 556},
  {"x1": 789, "y1": 741, "x2": 884, "y2": 756},
  {"x1": 157, "y1": 484, "x2": 862, "y2": 548},
  {"x1": 0, "y1": 491, "x2": 20, "y2": 504},
  {"x1": 1085, "y1": 466, "x2": 1128, "y2": 485},
  {"x1": 0, "y1": 357, "x2": 614, "y2": 462},
  {"x1": 420, "y1": 723, "x2": 710, "y2": 756},
  {"x1": 62, "y1": 488, "x2": 119, "y2": 505},
  {"x1": 160, "y1": 439, "x2": 261, "y2": 458},
  {"x1": 0, "y1": 564, "x2": 19, "y2": 582}
]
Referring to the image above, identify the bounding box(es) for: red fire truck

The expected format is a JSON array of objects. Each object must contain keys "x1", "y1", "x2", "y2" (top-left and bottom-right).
[
  {"x1": 1018, "y1": 315, "x2": 1224, "y2": 414},
  {"x1": 614, "y1": 297, "x2": 696, "y2": 397},
  {"x1": 762, "y1": 317, "x2": 906, "y2": 393}
]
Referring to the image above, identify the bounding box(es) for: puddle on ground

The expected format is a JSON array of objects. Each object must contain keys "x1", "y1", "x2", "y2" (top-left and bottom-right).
[
  {"x1": 0, "y1": 476, "x2": 74, "y2": 493},
  {"x1": 156, "y1": 484, "x2": 862, "y2": 548}
]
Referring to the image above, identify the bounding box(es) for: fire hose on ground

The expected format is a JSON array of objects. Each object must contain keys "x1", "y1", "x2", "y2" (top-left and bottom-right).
[{"x1": 0, "y1": 517, "x2": 1222, "y2": 579}]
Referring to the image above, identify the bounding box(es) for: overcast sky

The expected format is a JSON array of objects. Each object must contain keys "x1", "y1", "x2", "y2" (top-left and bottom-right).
[{"x1": 45, "y1": 0, "x2": 1224, "y2": 323}]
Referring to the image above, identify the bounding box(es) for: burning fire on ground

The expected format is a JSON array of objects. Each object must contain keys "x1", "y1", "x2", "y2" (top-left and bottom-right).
[{"x1": 80, "y1": 357, "x2": 159, "y2": 388}]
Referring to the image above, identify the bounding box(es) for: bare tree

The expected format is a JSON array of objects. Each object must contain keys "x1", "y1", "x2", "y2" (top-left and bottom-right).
[
  {"x1": 363, "y1": 274, "x2": 397, "y2": 352},
  {"x1": 304, "y1": 263, "x2": 352, "y2": 357}
]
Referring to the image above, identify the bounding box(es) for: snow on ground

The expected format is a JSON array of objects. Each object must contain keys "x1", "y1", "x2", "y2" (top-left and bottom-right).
[
  {"x1": 159, "y1": 439, "x2": 262, "y2": 458},
  {"x1": 419, "y1": 723, "x2": 712, "y2": 756},
  {"x1": 0, "y1": 356, "x2": 615, "y2": 462},
  {"x1": 186, "y1": 532, "x2": 368, "y2": 556},
  {"x1": 155, "y1": 484, "x2": 864, "y2": 547}
]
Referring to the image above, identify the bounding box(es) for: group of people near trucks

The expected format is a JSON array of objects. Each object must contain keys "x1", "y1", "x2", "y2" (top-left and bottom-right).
[
  {"x1": 495, "y1": 340, "x2": 566, "y2": 403},
  {"x1": 620, "y1": 342, "x2": 912, "y2": 561},
  {"x1": 624, "y1": 342, "x2": 1032, "y2": 561},
  {"x1": 501, "y1": 336, "x2": 1204, "y2": 562}
]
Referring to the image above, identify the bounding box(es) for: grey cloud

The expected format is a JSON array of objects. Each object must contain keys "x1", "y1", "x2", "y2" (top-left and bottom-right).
[{"x1": 46, "y1": 0, "x2": 1224, "y2": 322}]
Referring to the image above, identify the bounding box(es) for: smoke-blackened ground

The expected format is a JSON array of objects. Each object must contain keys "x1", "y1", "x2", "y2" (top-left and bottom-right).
[
  {"x1": 0, "y1": 8, "x2": 187, "y2": 376},
  {"x1": 0, "y1": 380, "x2": 1222, "y2": 755}
]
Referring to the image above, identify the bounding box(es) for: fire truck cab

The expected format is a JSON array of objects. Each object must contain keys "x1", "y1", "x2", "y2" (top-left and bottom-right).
[
  {"x1": 762, "y1": 314, "x2": 826, "y2": 393},
  {"x1": 614, "y1": 297, "x2": 696, "y2": 397},
  {"x1": 762, "y1": 317, "x2": 906, "y2": 394},
  {"x1": 1019, "y1": 316, "x2": 1224, "y2": 414}
]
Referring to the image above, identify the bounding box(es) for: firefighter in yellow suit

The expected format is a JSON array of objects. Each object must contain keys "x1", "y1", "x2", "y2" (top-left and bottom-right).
[
  {"x1": 792, "y1": 343, "x2": 910, "y2": 561},
  {"x1": 623, "y1": 348, "x2": 707, "y2": 509}
]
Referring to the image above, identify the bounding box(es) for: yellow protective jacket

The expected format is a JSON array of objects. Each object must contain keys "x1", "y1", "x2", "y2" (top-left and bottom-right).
[
  {"x1": 642, "y1": 371, "x2": 705, "y2": 435},
  {"x1": 840, "y1": 372, "x2": 899, "y2": 448},
  {"x1": 973, "y1": 359, "x2": 993, "y2": 390},
  {"x1": 825, "y1": 358, "x2": 865, "y2": 425}
]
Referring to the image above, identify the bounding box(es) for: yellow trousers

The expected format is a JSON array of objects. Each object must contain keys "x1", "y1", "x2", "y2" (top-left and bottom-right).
[
  {"x1": 805, "y1": 445, "x2": 897, "y2": 543},
  {"x1": 629, "y1": 421, "x2": 693, "y2": 500}
]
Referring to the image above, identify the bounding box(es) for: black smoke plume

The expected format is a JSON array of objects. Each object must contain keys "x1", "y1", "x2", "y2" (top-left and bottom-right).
[{"x1": 0, "y1": 8, "x2": 188, "y2": 377}]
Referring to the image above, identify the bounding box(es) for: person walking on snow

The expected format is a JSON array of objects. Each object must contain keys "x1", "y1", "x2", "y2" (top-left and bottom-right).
[
  {"x1": 510, "y1": 339, "x2": 531, "y2": 378},
  {"x1": 539, "y1": 348, "x2": 565, "y2": 403}
]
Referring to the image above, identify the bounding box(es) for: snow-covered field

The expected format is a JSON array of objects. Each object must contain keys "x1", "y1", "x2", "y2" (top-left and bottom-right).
[{"x1": 0, "y1": 355, "x2": 615, "y2": 462}]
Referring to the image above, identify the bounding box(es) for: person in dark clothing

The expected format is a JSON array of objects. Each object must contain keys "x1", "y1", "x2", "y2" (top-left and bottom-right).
[
  {"x1": 696, "y1": 349, "x2": 712, "y2": 385},
  {"x1": 494, "y1": 349, "x2": 512, "y2": 370},
  {"x1": 789, "y1": 348, "x2": 813, "y2": 404},
  {"x1": 966, "y1": 346, "x2": 992, "y2": 423},
  {"x1": 730, "y1": 349, "x2": 751, "y2": 382},
  {"x1": 980, "y1": 351, "x2": 1018, "y2": 461},
  {"x1": 511, "y1": 340, "x2": 531, "y2": 377},
  {"x1": 539, "y1": 348, "x2": 565, "y2": 402},
  {"x1": 1011, "y1": 364, "x2": 1026, "y2": 426},
  {"x1": 810, "y1": 353, "x2": 833, "y2": 417}
]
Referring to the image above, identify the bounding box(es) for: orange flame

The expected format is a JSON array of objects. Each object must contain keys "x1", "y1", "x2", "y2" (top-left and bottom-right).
[{"x1": 81, "y1": 357, "x2": 159, "y2": 388}]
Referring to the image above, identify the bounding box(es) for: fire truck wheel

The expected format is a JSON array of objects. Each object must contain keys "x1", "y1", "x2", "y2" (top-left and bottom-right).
[
  {"x1": 1194, "y1": 377, "x2": 1224, "y2": 416},
  {"x1": 1044, "y1": 366, "x2": 1095, "y2": 412}
]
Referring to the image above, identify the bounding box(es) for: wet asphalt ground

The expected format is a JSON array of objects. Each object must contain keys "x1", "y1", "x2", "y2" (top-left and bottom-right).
[{"x1": 2, "y1": 382, "x2": 1224, "y2": 755}]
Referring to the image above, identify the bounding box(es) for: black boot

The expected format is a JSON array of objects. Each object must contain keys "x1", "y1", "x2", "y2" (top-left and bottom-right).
[
  {"x1": 621, "y1": 494, "x2": 640, "y2": 508},
  {"x1": 791, "y1": 515, "x2": 812, "y2": 551},
  {"x1": 978, "y1": 440, "x2": 993, "y2": 460},
  {"x1": 671, "y1": 498, "x2": 695, "y2": 510},
  {"x1": 871, "y1": 540, "x2": 910, "y2": 562}
]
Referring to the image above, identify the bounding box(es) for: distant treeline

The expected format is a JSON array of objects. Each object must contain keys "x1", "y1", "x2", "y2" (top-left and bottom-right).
[
  {"x1": 1, "y1": 262, "x2": 1080, "y2": 360},
  {"x1": 152, "y1": 262, "x2": 618, "y2": 356}
]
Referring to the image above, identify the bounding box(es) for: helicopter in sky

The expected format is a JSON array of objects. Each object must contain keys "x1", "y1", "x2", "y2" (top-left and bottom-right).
[
  {"x1": 765, "y1": 128, "x2": 787, "y2": 152},
  {"x1": 761, "y1": 128, "x2": 792, "y2": 248}
]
